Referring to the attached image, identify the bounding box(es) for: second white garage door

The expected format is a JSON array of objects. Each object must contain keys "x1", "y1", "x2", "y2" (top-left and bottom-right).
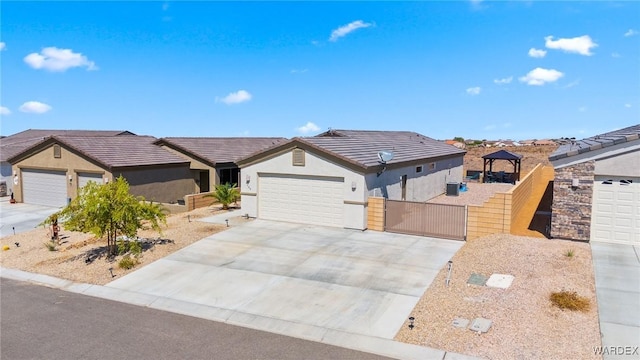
[
  {"x1": 590, "y1": 176, "x2": 640, "y2": 244},
  {"x1": 22, "y1": 169, "x2": 68, "y2": 207},
  {"x1": 258, "y1": 174, "x2": 344, "y2": 227},
  {"x1": 78, "y1": 172, "x2": 103, "y2": 189}
]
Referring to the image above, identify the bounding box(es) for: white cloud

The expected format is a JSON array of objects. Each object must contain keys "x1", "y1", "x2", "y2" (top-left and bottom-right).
[
  {"x1": 624, "y1": 29, "x2": 638, "y2": 37},
  {"x1": 611, "y1": 52, "x2": 621, "y2": 58},
  {"x1": 484, "y1": 124, "x2": 496, "y2": 131},
  {"x1": 528, "y1": 48, "x2": 547, "y2": 58},
  {"x1": 0, "y1": 106, "x2": 11, "y2": 115},
  {"x1": 494, "y1": 76, "x2": 513, "y2": 85},
  {"x1": 563, "y1": 79, "x2": 580, "y2": 88},
  {"x1": 625, "y1": 103, "x2": 632, "y2": 108},
  {"x1": 290, "y1": 69, "x2": 308, "y2": 74},
  {"x1": 466, "y1": 87, "x2": 481, "y2": 95},
  {"x1": 578, "y1": 106, "x2": 587, "y2": 112},
  {"x1": 544, "y1": 35, "x2": 598, "y2": 56},
  {"x1": 19, "y1": 101, "x2": 52, "y2": 114},
  {"x1": 216, "y1": 90, "x2": 252, "y2": 105},
  {"x1": 329, "y1": 20, "x2": 373, "y2": 42},
  {"x1": 519, "y1": 67, "x2": 564, "y2": 86},
  {"x1": 24, "y1": 47, "x2": 97, "y2": 72},
  {"x1": 0, "y1": 42, "x2": 5, "y2": 51},
  {"x1": 296, "y1": 122, "x2": 320, "y2": 134},
  {"x1": 162, "y1": 2, "x2": 169, "y2": 11}
]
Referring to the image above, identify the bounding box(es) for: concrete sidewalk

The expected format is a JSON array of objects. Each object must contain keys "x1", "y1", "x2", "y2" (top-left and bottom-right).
[
  {"x1": 591, "y1": 242, "x2": 640, "y2": 359},
  {"x1": 1, "y1": 267, "x2": 479, "y2": 360}
]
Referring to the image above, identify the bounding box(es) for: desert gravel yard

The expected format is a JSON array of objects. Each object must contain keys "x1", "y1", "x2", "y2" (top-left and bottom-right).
[
  {"x1": 395, "y1": 233, "x2": 602, "y2": 359},
  {"x1": 0, "y1": 206, "x2": 230, "y2": 285}
]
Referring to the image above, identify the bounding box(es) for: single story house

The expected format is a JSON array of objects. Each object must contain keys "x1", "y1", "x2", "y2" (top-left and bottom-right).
[
  {"x1": 0, "y1": 129, "x2": 133, "y2": 197},
  {"x1": 8, "y1": 135, "x2": 193, "y2": 207},
  {"x1": 237, "y1": 129, "x2": 466, "y2": 230},
  {"x1": 154, "y1": 137, "x2": 286, "y2": 193},
  {"x1": 549, "y1": 124, "x2": 640, "y2": 244}
]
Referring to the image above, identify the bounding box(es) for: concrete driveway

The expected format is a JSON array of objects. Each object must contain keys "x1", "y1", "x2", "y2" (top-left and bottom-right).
[
  {"x1": 591, "y1": 242, "x2": 640, "y2": 359},
  {"x1": 107, "y1": 220, "x2": 463, "y2": 341},
  {"x1": 0, "y1": 199, "x2": 61, "y2": 238}
]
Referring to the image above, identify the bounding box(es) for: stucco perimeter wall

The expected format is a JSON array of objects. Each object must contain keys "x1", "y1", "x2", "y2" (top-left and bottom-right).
[
  {"x1": 12, "y1": 144, "x2": 109, "y2": 202},
  {"x1": 551, "y1": 161, "x2": 595, "y2": 241},
  {"x1": 117, "y1": 165, "x2": 194, "y2": 204},
  {"x1": 467, "y1": 193, "x2": 511, "y2": 240},
  {"x1": 365, "y1": 156, "x2": 464, "y2": 202},
  {"x1": 240, "y1": 148, "x2": 368, "y2": 230}
]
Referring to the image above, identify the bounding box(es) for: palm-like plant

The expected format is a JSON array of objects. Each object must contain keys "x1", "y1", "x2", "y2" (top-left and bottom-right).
[{"x1": 206, "y1": 183, "x2": 240, "y2": 210}]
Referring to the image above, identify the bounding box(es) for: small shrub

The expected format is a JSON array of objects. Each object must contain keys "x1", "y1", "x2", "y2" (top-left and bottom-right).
[
  {"x1": 118, "y1": 255, "x2": 138, "y2": 270},
  {"x1": 565, "y1": 249, "x2": 575, "y2": 258},
  {"x1": 117, "y1": 239, "x2": 128, "y2": 255},
  {"x1": 550, "y1": 291, "x2": 590, "y2": 312},
  {"x1": 43, "y1": 242, "x2": 57, "y2": 251},
  {"x1": 129, "y1": 241, "x2": 142, "y2": 256}
]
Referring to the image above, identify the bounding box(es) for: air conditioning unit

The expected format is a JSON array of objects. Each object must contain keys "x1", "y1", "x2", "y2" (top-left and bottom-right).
[{"x1": 446, "y1": 182, "x2": 460, "y2": 196}]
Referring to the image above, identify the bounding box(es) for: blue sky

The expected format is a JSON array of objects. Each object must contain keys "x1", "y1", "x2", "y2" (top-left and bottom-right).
[{"x1": 1, "y1": 1, "x2": 639, "y2": 141}]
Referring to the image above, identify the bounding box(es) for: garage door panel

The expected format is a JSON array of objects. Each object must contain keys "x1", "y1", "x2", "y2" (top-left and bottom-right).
[
  {"x1": 22, "y1": 169, "x2": 67, "y2": 207},
  {"x1": 258, "y1": 174, "x2": 344, "y2": 228},
  {"x1": 591, "y1": 177, "x2": 640, "y2": 244},
  {"x1": 78, "y1": 172, "x2": 103, "y2": 188}
]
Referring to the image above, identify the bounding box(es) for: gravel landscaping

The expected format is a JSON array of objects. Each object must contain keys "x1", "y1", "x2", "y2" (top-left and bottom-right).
[
  {"x1": 428, "y1": 182, "x2": 514, "y2": 206},
  {"x1": 395, "y1": 233, "x2": 602, "y2": 359},
  {"x1": 0, "y1": 206, "x2": 232, "y2": 285}
]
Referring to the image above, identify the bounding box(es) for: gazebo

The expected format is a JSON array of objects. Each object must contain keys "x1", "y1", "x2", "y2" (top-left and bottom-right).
[{"x1": 482, "y1": 149, "x2": 523, "y2": 184}]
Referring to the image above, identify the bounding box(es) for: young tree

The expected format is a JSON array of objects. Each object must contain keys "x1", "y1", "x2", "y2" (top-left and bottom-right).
[
  {"x1": 50, "y1": 176, "x2": 167, "y2": 256},
  {"x1": 205, "y1": 183, "x2": 240, "y2": 210}
]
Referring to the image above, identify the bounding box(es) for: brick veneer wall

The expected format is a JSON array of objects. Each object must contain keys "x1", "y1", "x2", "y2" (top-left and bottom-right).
[{"x1": 550, "y1": 161, "x2": 595, "y2": 241}]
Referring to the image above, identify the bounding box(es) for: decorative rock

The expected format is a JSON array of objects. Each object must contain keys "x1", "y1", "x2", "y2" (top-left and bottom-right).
[
  {"x1": 469, "y1": 317, "x2": 492, "y2": 333},
  {"x1": 452, "y1": 318, "x2": 470, "y2": 328},
  {"x1": 486, "y1": 274, "x2": 514, "y2": 289}
]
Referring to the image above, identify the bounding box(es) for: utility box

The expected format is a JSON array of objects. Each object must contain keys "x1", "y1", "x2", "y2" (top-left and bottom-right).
[{"x1": 446, "y1": 182, "x2": 460, "y2": 196}]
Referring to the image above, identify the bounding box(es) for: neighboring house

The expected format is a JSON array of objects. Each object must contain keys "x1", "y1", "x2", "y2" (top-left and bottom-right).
[
  {"x1": 154, "y1": 137, "x2": 286, "y2": 193},
  {"x1": 0, "y1": 129, "x2": 133, "y2": 197},
  {"x1": 549, "y1": 124, "x2": 640, "y2": 244},
  {"x1": 237, "y1": 129, "x2": 466, "y2": 230},
  {"x1": 444, "y1": 140, "x2": 466, "y2": 149},
  {"x1": 519, "y1": 140, "x2": 535, "y2": 146},
  {"x1": 8, "y1": 135, "x2": 193, "y2": 207},
  {"x1": 534, "y1": 139, "x2": 556, "y2": 146}
]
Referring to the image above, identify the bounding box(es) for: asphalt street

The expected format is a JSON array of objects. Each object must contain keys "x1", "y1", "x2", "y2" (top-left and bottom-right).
[{"x1": 0, "y1": 278, "x2": 391, "y2": 360}]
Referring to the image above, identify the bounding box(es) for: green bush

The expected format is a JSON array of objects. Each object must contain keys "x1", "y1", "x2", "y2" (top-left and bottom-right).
[
  {"x1": 44, "y1": 242, "x2": 57, "y2": 251},
  {"x1": 129, "y1": 241, "x2": 142, "y2": 256},
  {"x1": 565, "y1": 249, "x2": 575, "y2": 258},
  {"x1": 118, "y1": 255, "x2": 138, "y2": 270},
  {"x1": 550, "y1": 291, "x2": 590, "y2": 312},
  {"x1": 117, "y1": 239, "x2": 128, "y2": 255}
]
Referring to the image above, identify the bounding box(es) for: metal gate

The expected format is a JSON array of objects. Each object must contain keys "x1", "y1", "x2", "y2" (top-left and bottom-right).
[{"x1": 385, "y1": 200, "x2": 466, "y2": 240}]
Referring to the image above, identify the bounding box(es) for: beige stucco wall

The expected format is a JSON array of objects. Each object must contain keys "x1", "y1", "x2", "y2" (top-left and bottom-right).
[
  {"x1": 594, "y1": 149, "x2": 640, "y2": 177},
  {"x1": 12, "y1": 144, "x2": 110, "y2": 203},
  {"x1": 240, "y1": 148, "x2": 368, "y2": 230},
  {"x1": 116, "y1": 165, "x2": 194, "y2": 203},
  {"x1": 160, "y1": 145, "x2": 216, "y2": 192}
]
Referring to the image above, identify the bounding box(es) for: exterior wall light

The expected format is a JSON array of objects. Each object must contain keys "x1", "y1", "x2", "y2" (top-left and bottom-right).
[{"x1": 351, "y1": 181, "x2": 357, "y2": 191}]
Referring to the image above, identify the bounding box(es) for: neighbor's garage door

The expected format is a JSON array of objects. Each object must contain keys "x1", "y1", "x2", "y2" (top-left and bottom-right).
[
  {"x1": 22, "y1": 169, "x2": 68, "y2": 207},
  {"x1": 78, "y1": 172, "x2": 103, "y2": 188},
  {"x1": 591, "y1": 177, "x2": 640, "y2": 244},
  {"x1": 258, "y1": 174, "x2": 344, "y2": 227}
]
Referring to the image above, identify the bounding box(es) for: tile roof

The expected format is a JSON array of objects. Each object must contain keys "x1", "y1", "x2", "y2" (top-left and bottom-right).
[
  {"x1": 0, "y1": 129, "x2": 133, "y2": 162},
  {"x1": 549, "y1": 124, "x2": 640, "y2": 161},
  {"x1": 239, "y1": 129, "x2": 465, "y2": 170},
  {"x1": 482, "y1": 149, "x2": 523, "y2": 160},
  {"x1": 8, "y1": 135, "x2": 188, "y2": 169},
  {"x1": 157, "y1": 137, "x2": 287, "y2": 165}
]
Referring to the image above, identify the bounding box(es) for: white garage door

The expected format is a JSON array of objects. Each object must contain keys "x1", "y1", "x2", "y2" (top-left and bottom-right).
[
  {"x1": 591, "y1": 177, "x2": 640, "y2": 244},
  {"x1": 258, "y1": 174, "x2": 344, "y2": 227},
  {"x1": 78, "y1": 172, "x2": 103, "y2": 189},
  {"x1": 22, "y1": 169, "x2": 68, "y2": 207}
]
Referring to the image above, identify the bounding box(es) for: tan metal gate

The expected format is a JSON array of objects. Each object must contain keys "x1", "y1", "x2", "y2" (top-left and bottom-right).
[{"x1": 385, "y1": 200, "x2": 466, "y2": 240}]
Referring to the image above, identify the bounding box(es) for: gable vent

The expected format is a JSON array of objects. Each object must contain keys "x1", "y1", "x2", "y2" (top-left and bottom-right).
[
  {"x1": 292, "y1": 148, "x2": 305, "y2": 166},
  {"x1": 53, "y1": 144, "x2": 61, "y2": 158}
]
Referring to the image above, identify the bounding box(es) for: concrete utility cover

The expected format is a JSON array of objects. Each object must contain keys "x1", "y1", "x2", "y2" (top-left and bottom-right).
[
  {"x1": 469, "y1": 318, "x2": 492, "y2": 333},
  {"x1": 452, "y1": 318, "x2": 469, "y2": 328},
  {"x1": 467, "y1": 273, "x2": 488, "y2": 286},
  {"x1": 486, "y1": 274, "x2": 514, "y2": 289}
]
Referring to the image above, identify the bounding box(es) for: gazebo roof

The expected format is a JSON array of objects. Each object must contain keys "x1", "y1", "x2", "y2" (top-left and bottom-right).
[{"x1": 482, "y1": 149, "x2": 523, "y2": 161}]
